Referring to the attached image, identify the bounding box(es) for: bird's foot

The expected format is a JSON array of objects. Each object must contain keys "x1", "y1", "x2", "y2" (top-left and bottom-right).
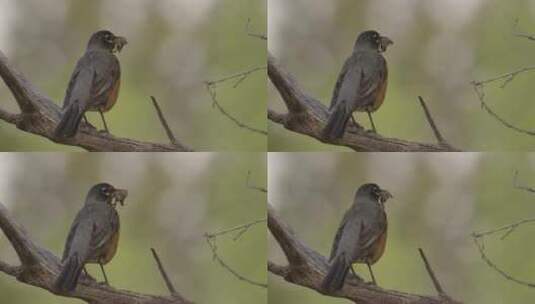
[{"x1": 98, "y1": 129, "x2": 111, "y2": 135}]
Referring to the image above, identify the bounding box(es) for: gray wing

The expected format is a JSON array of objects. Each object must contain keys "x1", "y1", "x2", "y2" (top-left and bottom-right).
[
  {"x1": 329, "y1": 56, "x2": 362, "y2": 111},
  {"x1": 61, "y1": 208, "x2": 94, "y2": 262},
  {"x1": 333, "y1": 52, "x2": 386, "y2": 112},
  {"x1": 62, "y1": 54, "x2": 95, "y2": 112},
  {"x1": 329, "y1": 209, "x2": 358, "y2": 261}
]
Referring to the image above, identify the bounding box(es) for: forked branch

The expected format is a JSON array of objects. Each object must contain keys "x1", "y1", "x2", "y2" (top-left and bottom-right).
[
  {"x1": 0, "y1": 50, "x2": 192, "y2": 151},
  {"x1": 267, "y1": 204, "x2": 462, "y2": 304},
  {"x1": 0, "y1": 202, "x2": 194, "y2": 304},
  {"x1": 267, "y1": 53, "x2": 459, "y2": 151}
]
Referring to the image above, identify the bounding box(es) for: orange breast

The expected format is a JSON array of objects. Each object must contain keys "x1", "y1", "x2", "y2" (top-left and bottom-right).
[
  {"x1": 100, "y1": 78, "x2": 120, "y2": 113},
  {"x1": 367, "y1": 228, "x2": 387, "y2": 265},
  {"x1": 99, "y1": 229, "x2": 120, "y2": 265}
]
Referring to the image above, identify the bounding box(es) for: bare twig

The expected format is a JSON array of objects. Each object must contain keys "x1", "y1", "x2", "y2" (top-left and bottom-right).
[
  {"x1": 470, "y1": 20, "x2": 535, "y2": 136},
  {"x1": 513, "y1": 170, "x2": 535, "y2": 193},
  {"x1": 205, "y1": 67, "x2": 267, "y2": 136},
  {"x1": 151, "y1": 248, "x2": 177, "y2": 296},
  {"x1": 246, "y1": 171, "x2": 267, "y2": 193},
  {"x1": 204, "y1": 219, "x2": 267, "y2": 288},
  {"x1": 418, "y1": 96, "x2": 448, "y2": 145},
  {"x1": 150, "y1": 96, "x2": 191, "y2": 151},
  {"x1": 418, "y1": 248, "x2": 446, "y2": 297},
  {"x1": 0, "y1": 201, "x2": 193, "y2": 304},
  {"x1": 512, "y1": 19, "x2": 535, "y2": 41},
  {"x1": 268, "y1": 53, "x2": 460, "y2": 151},
  {"x1": 472, "y1": 236, "x2": 535, "y2": 288},
  {"x1": 268, "y1": 204, "x2": 462, "y2": 303},
  {"x1": 0, "y1": 50, "x2": 193, "y2": 152},
  {"x1": 471, "y1": 84, "x2": 535, "y2": 136},
  {"x1": 246, "y1": 18, "x2": 267, "y2": 40}
]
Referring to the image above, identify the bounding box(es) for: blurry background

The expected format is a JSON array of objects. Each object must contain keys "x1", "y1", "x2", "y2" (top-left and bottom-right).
[
  {"x1": 268, "y1": 0, "x2": 535, "y2": 151},
  {"x1": 0, "y1": 0, "x2": 266, "y2": 151},
  {"x1": 0, "y1": 152, "x2": 266, "y2": 303},
  {"x1": 268, "y1": 153, "x2": 535, "y2": 303}
]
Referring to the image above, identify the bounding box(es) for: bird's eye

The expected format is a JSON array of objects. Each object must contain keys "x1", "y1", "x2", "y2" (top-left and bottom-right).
[{"x1": 101, "y1": 186, "x2": 110, "y2": 195}]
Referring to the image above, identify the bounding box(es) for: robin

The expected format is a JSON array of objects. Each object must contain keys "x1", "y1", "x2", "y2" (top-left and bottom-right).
[
  {"x1": 321, "y1": 183, "x2": 392, "y2": 293},
  {"x1": 54, "y1": 183, "x2": 127, "y2": 293},
  {"x1": 54, "y1": 30, "x2": 127, "y2": 139},
  {"x1": 322, "y1": 30, "x2": 393, "y2": 139}
]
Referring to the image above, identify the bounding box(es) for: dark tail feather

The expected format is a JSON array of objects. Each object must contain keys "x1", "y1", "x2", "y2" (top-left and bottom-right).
[
  {"x1": 322, "y1": 103, "x2": 350, "y2": 140},
  {"x1": 321, "y1": 255, "x2": 349, "y2": 292},
  {"x1": 54, "y1": 104, "x2": 83, "y2": 138},
  {"x1": 54, "y1": 254, "x2": 83, "y2": 292}
]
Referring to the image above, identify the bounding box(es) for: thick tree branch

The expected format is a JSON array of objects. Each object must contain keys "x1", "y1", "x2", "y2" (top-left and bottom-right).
[
  {"x1": 268, "y1": 204, "x2": 462, "y2": 304},
  {"x1": 0, "y1": 50, "x2": 193, "y2": 151},
  {"x1": 267, "y1": 53, "x2": 459, "y2": 151},
  {"x1": 0, "y1": 202, "x2": 194, "y2": 304}
]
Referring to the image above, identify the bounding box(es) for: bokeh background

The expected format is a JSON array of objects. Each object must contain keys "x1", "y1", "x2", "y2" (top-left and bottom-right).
[
  {"x1": 268, "y1": 0, "x2": 535, "y2": 151},
  {"x1": 268, "y1": 153, "x2": 535, "y2": 303},
  {"x1": 0, "y1": 0, "x2": 266, "y2": 151},
  {"x1": 0, "y1": 152, "x2": 266, "y2": 304}
]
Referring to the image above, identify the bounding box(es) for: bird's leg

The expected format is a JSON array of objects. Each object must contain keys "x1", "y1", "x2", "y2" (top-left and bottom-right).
[
  {"x1": 83, "y1": 267, "x2": 89, "y2": 276},
  {"x1": 366, "y1": 262, "x2": 377, "y2": 285},
  {"x1": 83, "y1": 115, "x2": 89, "y2": 125},
  {"x1": 350, "y1": 265, "x2": 359, "y2": 280},
  {"x1": 98, "y1": 110, "x2": 110, "y2": 133},
  {"x1": 367, "y1": 111, "x2": 377, "y2": 133},
  {"x1": 99, "y1": 263, "x2": 109, "y2": 285}
]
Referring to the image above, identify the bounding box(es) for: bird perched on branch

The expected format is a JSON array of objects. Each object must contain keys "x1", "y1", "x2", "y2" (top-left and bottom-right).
[
  {"x1": 321, "y1": 183, "x2": 392, "y2": 292},
  {"x1": 54, "y1": 183, "x2": 127, "y2": 293},
  {"x1": 54, "y1": 30, "x2": 127, "y2": 139},
  {"x1": 323, "y1": 30, "x2": 393, "y2": 139}
]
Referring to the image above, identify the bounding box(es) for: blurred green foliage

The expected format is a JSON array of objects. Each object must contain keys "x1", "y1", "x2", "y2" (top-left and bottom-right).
[
  {"x1": 268, "y1": 0, "x2": 535, "y2": 151},
  {"x1": 268, "y1": 152, "x2": 535, "y2": 303},
  {"x1": 0, "y1": 152, "x2": 266, "y2": 303},
  {"x1": 0, "y1": 0, "x2": 266, "y2": 151}
]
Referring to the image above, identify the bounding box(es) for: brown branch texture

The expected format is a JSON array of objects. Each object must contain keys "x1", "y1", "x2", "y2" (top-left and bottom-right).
[
  {"x1": 0, "y1": 50, "x2": 192, "y2": 151},
  {"x1": 267, "y1": 53, "x2": 459, "y2": 152},
  {"x1": 0, "y1": 201, "x2": 193, "y2": 304},
  {"x1": 267, "y1": 204, "x2": 462, "y2": 304}
]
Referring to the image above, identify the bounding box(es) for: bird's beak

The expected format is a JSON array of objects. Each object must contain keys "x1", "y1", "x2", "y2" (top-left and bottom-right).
[
  {"x1": 111, "y1": 188, "x2": 128, "y2": 206},
  {"x1": 379, "y1": 36, "x2": 393, "y2": 53},
  {"x1": 113, "y1": 36, "x2": 128, "y2": 53},
  {"x1": 378, "y1": 189, "x2": 393, "y2": 203}
]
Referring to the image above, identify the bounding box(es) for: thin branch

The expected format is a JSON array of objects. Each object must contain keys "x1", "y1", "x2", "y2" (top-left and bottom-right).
[
  {"x1": 471, "y1": 66, "x2": 535, "y2": 89},
  {"x1": 418, "y1": 96, "x2": 448, "y2": 145},
  {"x1": 246, "y1": 171, "x2": 267, "y2": 193},
  {"x1": 513, "y1": 170, "x2": 535, "y2": 193},
  {"x1": 151, "y1": 248, "x2": 178, "y2": 296},
  {"x1": 512, "y1": 19, "x2": 535, "y2": 41},
  {"x1": 205, "y1": 67, "x2": 267, "y2": 136},
  {"x1": 0, "y1": 49, "x2": 193, "y2": 151},
  {"x1": 471, "y1": 84, "x2": 535, "y2": 136},
  {"x1": 204, "y1": 219, "x2": 267, "y2": 288},
  {"x1": 245, "y1": 18, "x2": 267, "y2": 40},
  {"x1": 268, "y1": 204, "x2": 462, "y2": 304},
  {"x1": 418, "y1": 248, "x2": 446, "y2": 296},
  {"x1": 0, "y1": 201, "x2": 193, "y2": 304},
  {"x1": 472, "y1": 237, "x2": 535, "y2": 288},
  {"x1": 150, "y1": 96, "x2": 191, "y2": 151},
  {"x1": 268, "y1": 53, "x2": 460, "y2": 152},
  {"x1": 472, "y1": 217, "x2": 535, "y2": 239}
]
